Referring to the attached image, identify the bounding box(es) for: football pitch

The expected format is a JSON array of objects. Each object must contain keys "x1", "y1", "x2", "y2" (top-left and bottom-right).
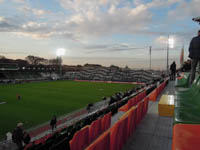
[{"x1": 0, "y1": 80, "x2": 135, "y2": 139}]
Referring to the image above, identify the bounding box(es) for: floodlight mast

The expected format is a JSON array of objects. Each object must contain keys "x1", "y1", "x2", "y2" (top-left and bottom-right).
[
  {"x1": 167, "y1": 36, "x2": 174, "y2": 74},
  {"x1": 56, "y1": 48, "x2": 65, "y2": 79},
  {"x1": 57, "y1": 56, "x2": 62, "y2": 78}
]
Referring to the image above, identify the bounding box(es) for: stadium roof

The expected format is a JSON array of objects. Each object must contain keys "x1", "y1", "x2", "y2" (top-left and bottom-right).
[{"x1": 193, "y1": 17, "x2": 200, "y2": 24}]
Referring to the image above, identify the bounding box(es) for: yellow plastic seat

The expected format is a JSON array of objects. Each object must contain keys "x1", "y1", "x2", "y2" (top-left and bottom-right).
[{"x1": 158, "y1": 95, "x2": 174, "y2": 117}]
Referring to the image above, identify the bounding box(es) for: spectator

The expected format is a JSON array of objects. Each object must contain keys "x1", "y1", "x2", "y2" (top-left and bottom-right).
[
  {"x1": 4, "y1": 131, "x2": 12, "y2": 150},
  {"x1": 189, "y1": 30, "x2": 200, "y2": 84},
  {"x1": 170, "y1": 61, "x2": 176, "y2": 80},
  {"x1": 50, "y1": 115, "x2": 57, "y2": 132},
  {"x1": 12, "y1": 122, "x2": 24, "y2": 150},
  {"x1": 109, "y1": 96, "x2": 115, "y2": 105},
  {"x1": 102, "y1": 97, "x2": 106, "y2": 101},
  {"x1": 16, "y1": 94, "x2": 21, "y2": 100},
  {"x1": 23, "y1": 131, "x2": 31, "y2": 145},
  {"x1": 6, "y1": 131, "x2": 12, "y2": 143},
  {"x1": 86, "y1": 103, "x2": 93, "y2": 113}
]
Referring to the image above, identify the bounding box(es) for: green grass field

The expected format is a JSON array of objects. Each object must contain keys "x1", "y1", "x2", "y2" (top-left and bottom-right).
[{"x1": 0, "y1": 81, "x2": 135, "y2": 139}]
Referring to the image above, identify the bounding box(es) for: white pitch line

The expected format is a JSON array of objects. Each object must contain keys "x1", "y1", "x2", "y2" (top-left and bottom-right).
[{"x1": 0, "y1": 101, "x2": 7, "y2": 105}]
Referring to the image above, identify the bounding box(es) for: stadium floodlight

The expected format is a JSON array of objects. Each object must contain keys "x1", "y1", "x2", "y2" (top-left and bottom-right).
[
  {"x1": 166, "y1": 36, "x2": 174, "y2": 74},
  {"x1": 56, "y1": 48, "x2": 65, "y2": 57},
  {"x1": 168, "y1": 38, "x2": 174, "y2": 49},
  {"x1": 56, "y1": 48, "x2": 65, "y2": 79}
]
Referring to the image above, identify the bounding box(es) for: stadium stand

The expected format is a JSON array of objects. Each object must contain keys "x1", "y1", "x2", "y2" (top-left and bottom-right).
[
  {"x1": 6, "y1": 77, "x2": 166, "y2": 150},
  {"x1": 0, "y1": 60, "x2": 163, "y2": 85},
  {"x1": 0, "y1": 57, "x2": 164, "y2": 85},
  {"x1": 0, "y1": 57, "x2": 168, "y2": 150},
  {"x1": 64, "y1": 65, "x2": 163, "y2": 84},
  {"x1": 172, "y1": 68, "x2": 200, "y2": 150}
]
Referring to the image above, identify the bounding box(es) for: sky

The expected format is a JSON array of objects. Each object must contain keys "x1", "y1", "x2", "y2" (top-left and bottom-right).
[{"x1": 0, "y1": 0, "x2": 199, "y2": 69}]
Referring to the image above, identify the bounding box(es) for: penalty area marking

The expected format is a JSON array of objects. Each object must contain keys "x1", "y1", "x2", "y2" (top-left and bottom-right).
[{"x1": 0, "y1": 101, "x2": 7, "y2": 105}]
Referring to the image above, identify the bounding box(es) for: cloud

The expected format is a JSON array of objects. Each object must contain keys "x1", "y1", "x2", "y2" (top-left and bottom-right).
[
  {"x1": 0, "y1": 0, "x2": 180, "y2": 41},
  {"x1": 59, "y1": 0, "x2": 110, "y2": 13},
  {"x1": 155, "y1": 36, "x2": 168, "y2": 45},
  {"x1": 56, "y1": 0, "x2": 186, "y2": 39},
  {"x1": 84, "y1": 43, "x2": 147, "y2": 54},
  {"x1": 12, "y1": 31, "x2": 67, "y2": 40},
  {"x1": 1, "y1": 0, "x2": 180, "y2": 43},
  {"x1": 146, "y1": 0, "x2": 181, "y2": 9},
  {"x1": 0, "y1": 0, "x2": 195, "y2": 43},
  {"x1": 0, "y1": 0, "x2": 4, "y2": 3},
  {"x1": 0, "y1": 14, "x2": 82, "y2": 40},
  {"x1": 168, "y1": 0, "x2": 200, "y2": 20},
  {"x1": 62, "y1": 3, "x2": 152, "y2": 37},
  {"x1": 13, "y1": 0, "x2": 25, "y2": 3},
  {"x1": 19, "y1": 6, "x2": 47, "y2": 16},
  {"x1": 0, "y1": 16, "x2": 5, "y2": 22},
  {"x1": 0, "y1": 16, "x2": 20, "y2": 31},
  {"x1": 22, "y1": 21, "x2": 47, "y2": 31}
]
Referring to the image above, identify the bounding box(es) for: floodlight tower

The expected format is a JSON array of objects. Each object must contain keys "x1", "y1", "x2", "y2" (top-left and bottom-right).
[
  {"x1": 167, "y1": 36, "x2": 174, "y2": 74},
  {"x1": 56, "y1": 48, "x2": 65, "y2": 79}
]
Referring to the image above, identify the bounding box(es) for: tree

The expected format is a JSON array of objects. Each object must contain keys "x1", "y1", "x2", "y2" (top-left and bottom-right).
[
  {"x1": 25, "y1": 55, "x2": 49, "y2": 65},
  {"x1": 15, "y1": 59, "x2": 28, "y2": 66},
  {"x1": 0, "y1": 55, "x2": 6, "y2": 59},
  {"x1": 49, "y1": 58, "x2": 60, "y2": 65},
  {"x1": 25, "y1": 55, "x2": 37, "y2": 65}
]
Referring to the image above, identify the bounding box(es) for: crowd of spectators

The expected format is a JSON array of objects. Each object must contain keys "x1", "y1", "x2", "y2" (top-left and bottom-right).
[{"x1": 65, "y1": 67, "x2": 163, "y2": 84}]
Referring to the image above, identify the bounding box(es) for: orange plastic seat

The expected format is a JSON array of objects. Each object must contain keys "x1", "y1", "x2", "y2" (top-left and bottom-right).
[
  {"x1": 136, "y1": 101, "x2": 144, "y2": 125},
  {"x1": 110, "y1": 121, "x2": 120, "y2": 150},
  {"x1": 172, "y1": 124, "x2": 200, "y2": 150},
  {"x1": 89, "y1": 118, "x2": 102, "y2": 143},
  {"x1": 85, "y1": 130, "x2": 110, "y2": 150},
  {"x1": 70, "y1": 125, "x2": 89, "y2": 150},
  {"x1": 149, "y1": 88, "x2": 158, "y2": 101},
  {"x1": 101, "y1": 112, "x2": 111, "y2": 132}
]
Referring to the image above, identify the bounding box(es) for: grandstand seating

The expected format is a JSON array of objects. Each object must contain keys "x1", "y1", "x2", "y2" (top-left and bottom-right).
[
  {"x1": 175, "y1": 72, "x2": 190, "y2": 87},
  {"x1": 174, "y1": 75, "x2": 200, "y2": 124},
  {"x1": 0, "y1": 63, "x2": 62, "y2": 83},
  {"x1": 0, "y1": 62, "x2": 164, "y2": 86},
  {"x1": 84, "y1": 82, "x2": 159, "y2": 150},
  {"x1": 11, "y1": 74, "x2": 165, "y2": 150},
  {"x1": 173, "y1": 73, "x2": 200, "y2": 150},
  {"x1": 65, "y1": 67, "x2": 163, "y2": 83},
  {"x1": 172, "y1": 124, "x2": 200, "y2": 150}
]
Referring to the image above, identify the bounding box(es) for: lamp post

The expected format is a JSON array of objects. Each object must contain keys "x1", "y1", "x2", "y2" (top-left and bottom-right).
[
  {"x1": 149, "y1": 46, "x2": 152, "y2": 70},
  {"x1": 167, "y1": 35, "x2": 169, "y2": 74},
  {"x1": 56, "y1": 48, "x2": 65, "y2": 79},
  {"x1": 167, "y1": 36, "x2": 174, "y2": 74}
]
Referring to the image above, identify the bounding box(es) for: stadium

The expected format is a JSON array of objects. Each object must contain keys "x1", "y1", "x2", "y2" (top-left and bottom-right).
[
  {"x1": 0, "y1": 54, "x2": 165, "y2": 150},
  {"x1": 0, "y1": 1, "x2": 200, "y2": 150}
]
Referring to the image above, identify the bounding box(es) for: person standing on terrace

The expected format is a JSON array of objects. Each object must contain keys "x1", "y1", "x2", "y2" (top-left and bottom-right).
[
  {"x1": 12, "y1": 123, "x2": 24, "y2": 150},
  {"x1": 170, "y1": 61, "x2": 176, "y2": 81},
  {"x1": 189, "y1": 30, "x2": 200, "y2": 85},
  {"x1": 50, "y1": 115, "x2": 57, "y2": 132}
]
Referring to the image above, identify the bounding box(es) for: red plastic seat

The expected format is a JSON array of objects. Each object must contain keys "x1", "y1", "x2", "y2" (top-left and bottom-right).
[
  {"x1": 172, "y1": 124, "x2": 200, "y2": 150},
  {"x1": 85, "y1": 130, "x2": 110, "y2": 150}
]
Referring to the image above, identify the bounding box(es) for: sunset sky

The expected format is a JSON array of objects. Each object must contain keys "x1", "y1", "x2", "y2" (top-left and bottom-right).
[{"x1": 0, "y1": 0, "x2": 199, "y2": 69}]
